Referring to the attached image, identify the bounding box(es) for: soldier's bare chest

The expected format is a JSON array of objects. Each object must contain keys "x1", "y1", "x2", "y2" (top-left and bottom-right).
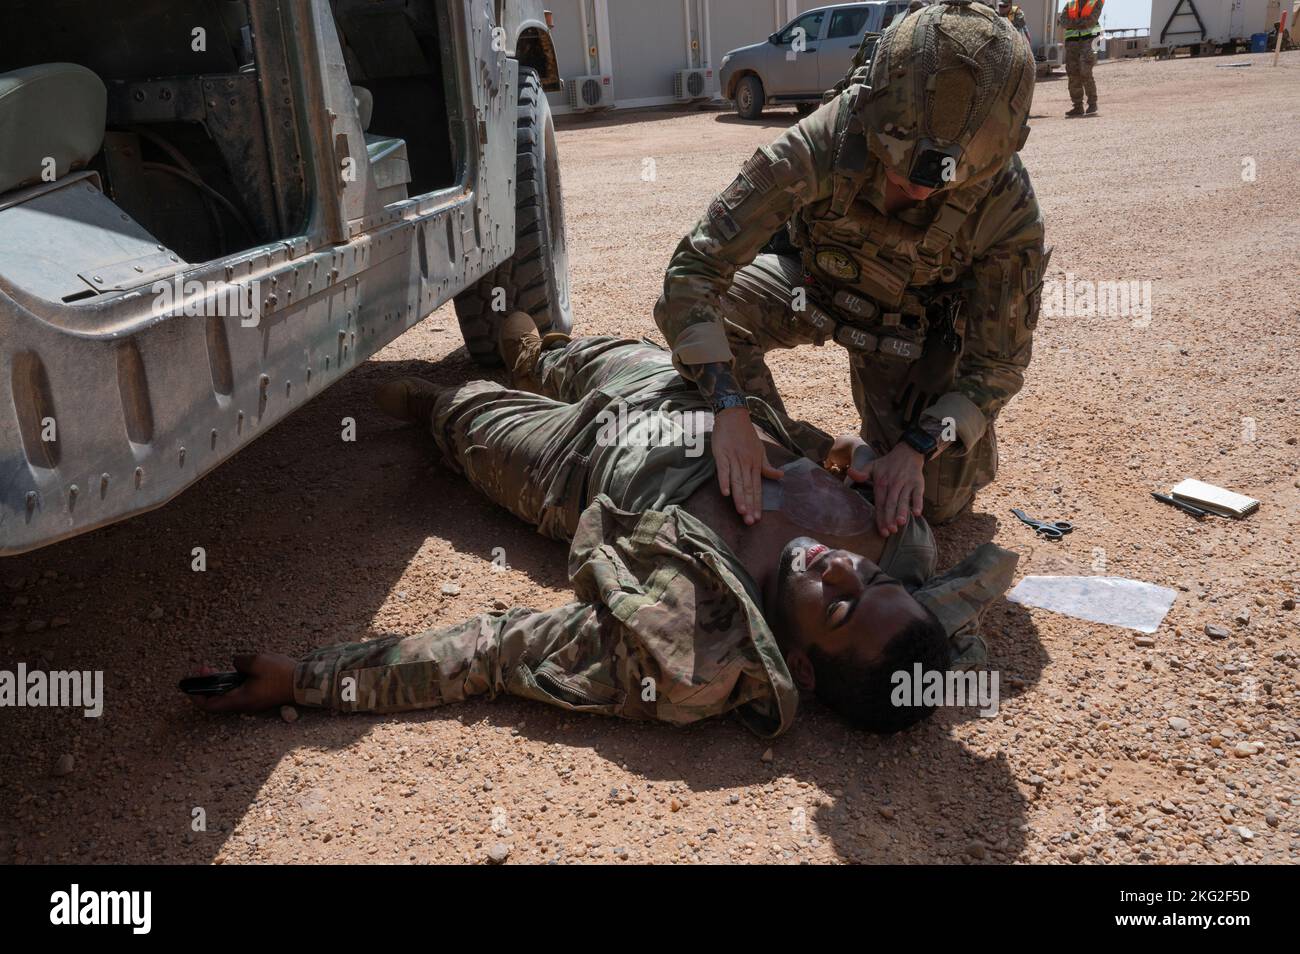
[{"x1": 683, "y1": 434, "x2": 885, "y2": 578}]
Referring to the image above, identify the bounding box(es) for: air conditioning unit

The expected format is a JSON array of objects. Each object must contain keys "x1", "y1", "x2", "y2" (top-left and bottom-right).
[
  {"x1": 673, "y1": 68, "x2": 712, "y2": 101},
  {"x1": 566, "y1": 74, "x2": 614, "y2": 111}
]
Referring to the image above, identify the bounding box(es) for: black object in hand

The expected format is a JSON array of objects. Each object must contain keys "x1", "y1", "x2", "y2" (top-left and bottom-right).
[{"x1": 178, "y1": 672, "x2": 247, "y2": 696}]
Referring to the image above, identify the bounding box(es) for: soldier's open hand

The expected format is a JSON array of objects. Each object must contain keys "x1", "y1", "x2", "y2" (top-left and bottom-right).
[
  {"x1": 712, "y1": 406, "x2": 783, "y2": 524},
  {"x1": 849, "y1": 442, "x2": 925, "y2": 537}
]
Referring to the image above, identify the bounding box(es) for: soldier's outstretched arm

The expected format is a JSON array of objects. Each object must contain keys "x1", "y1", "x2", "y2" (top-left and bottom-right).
[
  {"x1": 289, "y1": 605, "x2": 601, "y2": 714},
  {"x1": 189, "y1": 604, "x2": 603, "y2": 716},
  {"x1": 921, "y1": 160, "x2": 1047, "y2": 454},
  {"x1": 187, "y1": 595, "x2": 741, "y2": 726}
]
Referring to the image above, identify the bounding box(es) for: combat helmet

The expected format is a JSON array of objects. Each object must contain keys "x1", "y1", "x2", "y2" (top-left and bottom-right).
[{"x1": 861, "y1": 0, "x2": 1034, "y2": 189}]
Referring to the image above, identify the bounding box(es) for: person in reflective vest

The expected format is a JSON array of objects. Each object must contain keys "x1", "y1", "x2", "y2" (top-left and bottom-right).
[
  {"x1": 997, "y1": 0, "x2": 1033, "y2": 48},
  {"x1": 1058, "y1": 0, "x2": 1103, "y2": 116}
]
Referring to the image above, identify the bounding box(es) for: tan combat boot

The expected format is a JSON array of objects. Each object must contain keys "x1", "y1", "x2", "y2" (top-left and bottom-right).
[
  {"x1": 498, "y1": 311, "x2": 545, "y2": 391},
  {"x1": 373, "y1": 377, "x2": 443, "y2": 424}
]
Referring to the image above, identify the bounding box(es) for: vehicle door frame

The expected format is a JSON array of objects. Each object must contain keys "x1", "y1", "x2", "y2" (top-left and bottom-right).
[{"x1": 767, "y1": 7, "x2": 832, "y2": 98}]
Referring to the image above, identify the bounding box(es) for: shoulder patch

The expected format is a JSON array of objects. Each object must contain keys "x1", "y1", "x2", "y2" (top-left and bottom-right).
[
  {"x1": 720, "y1": 173, "x2": 754, "y2": 210},
  {"x1": 740, "y1": 148, "x2": 777, "y2": 192},
  {"x1": 707, "y1": 198, "x2": 741, "y2": 241}
]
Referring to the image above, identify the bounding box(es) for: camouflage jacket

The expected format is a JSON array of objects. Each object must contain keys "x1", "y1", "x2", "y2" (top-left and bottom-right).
[
  {"x1": 293, "y1": 493, "x2": 1018, "y2": 736},
  {"x1": 656, "y1": 88, "x2": 1046, "y2": 458},
  {"x1": 296, "y1": 495, "x2": 800, "y2": 737}
]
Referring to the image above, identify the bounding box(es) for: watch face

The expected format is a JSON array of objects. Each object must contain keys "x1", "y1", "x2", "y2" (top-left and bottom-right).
[{"x1": 904, "y1": 429, "x2": 938, "y2": 455}]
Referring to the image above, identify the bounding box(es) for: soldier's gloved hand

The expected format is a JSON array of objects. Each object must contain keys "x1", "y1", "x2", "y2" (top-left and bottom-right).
[
  {"x1": 712, "y1": 406, "x2": 783, "y2": 525},
  {"x1": 849, "y1": 443, "x2": 925, "y2": 537},
  {"x1": 187, "y1": 654, "x2": 297, "y2": 714}
]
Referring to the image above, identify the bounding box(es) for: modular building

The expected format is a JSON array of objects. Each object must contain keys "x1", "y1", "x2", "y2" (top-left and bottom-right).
[{"x1": 543, "y1": 0, "x2": 1072, "y2": 115}]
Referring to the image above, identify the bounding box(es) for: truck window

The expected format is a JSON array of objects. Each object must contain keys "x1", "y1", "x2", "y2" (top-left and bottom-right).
[
  {"x1": 883, "y1": 3, "x2": 911, "y2": 29},
  {"x1": 829, "y1": 8, "x2": 871, "y2": 39},
  {"x1": 778, "y1": 10, "x2": 828, "y2": 44}
]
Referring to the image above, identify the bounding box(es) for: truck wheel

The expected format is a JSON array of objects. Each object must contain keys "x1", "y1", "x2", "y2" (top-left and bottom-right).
[
  {"x1": 735, "y1": 75, "x2": 764, "y2": 120},
  {"x1": 455, "y1": 67, "x2": 572, "y2": 366}
]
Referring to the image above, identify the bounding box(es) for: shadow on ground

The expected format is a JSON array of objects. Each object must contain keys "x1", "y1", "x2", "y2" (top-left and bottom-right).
[{"x1": 0, "y1": 343, "x2": 1044, "y2": 864}]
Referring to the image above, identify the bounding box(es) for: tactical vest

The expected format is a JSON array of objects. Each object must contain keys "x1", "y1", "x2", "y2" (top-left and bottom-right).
[
  {"x1": 1063, "y1": 0, "x2": 1101, "y2": 39},
  {"x1": 787, "y1": 85, "x2": 990, "y2": 364}
]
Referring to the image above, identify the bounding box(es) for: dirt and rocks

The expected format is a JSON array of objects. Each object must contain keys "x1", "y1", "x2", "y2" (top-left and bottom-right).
[{"x1": 1, "y1": 52, "x2": 1297, "y2": 864}]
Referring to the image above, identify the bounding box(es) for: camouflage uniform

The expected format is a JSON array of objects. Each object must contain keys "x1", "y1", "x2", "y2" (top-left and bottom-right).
[
  {"x1": 293, "y1": 336, "x2": 1018, "y2": 735},
  {"x1": 1059, "y1": 0, "x2": 1103, "y2": 110},
  {"x1": 655, "y1": 2, "x2": 1046, "y2": 524}
]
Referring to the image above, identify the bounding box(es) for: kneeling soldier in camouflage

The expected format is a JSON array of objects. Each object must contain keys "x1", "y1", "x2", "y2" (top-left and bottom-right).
[
  {"x1": 656, "y1": 1, "x2": 1047, "y2": 537},
  {"x1": 191, "y1": 318, "x2": 1015, "y2": 737}
]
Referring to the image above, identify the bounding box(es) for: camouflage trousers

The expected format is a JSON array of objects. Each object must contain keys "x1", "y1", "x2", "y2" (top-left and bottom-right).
[
  {"x1": 720, "y1": 253, "x2": 997, "y2": 524},
  {"x1": 1064, "y1": 38, "x2": 1098, "y2": 108},
  {"x1": 428, "y1": 334, "x2": 717, "y2": 541}
]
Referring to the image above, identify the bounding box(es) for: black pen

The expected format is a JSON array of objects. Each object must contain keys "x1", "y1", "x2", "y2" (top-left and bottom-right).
[{"x1": 1151, "y1": 492, "x2": 1208, "y2": 519}]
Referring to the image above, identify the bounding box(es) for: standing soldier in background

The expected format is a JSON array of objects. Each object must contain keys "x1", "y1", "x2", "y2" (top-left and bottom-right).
[
  {"x1": 1059, "y1": 0, "x2": 1103, "y2": 117},
  {"x1": 655, "y1": 1, "x2": 1047, "y2": 537},
  {"x1": 997, "y1": 0, "x2": 1033, "y2": 47}
]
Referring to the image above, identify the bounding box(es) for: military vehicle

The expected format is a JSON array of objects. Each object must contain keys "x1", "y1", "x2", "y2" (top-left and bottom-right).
[{"x1": 0, "y1": 0, "x2": 570, "y2": 556}]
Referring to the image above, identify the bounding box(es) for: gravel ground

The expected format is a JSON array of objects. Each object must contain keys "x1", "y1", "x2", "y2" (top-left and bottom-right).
[{"x1": 2, "y1": 52, "x2": 1298, "y2": 865}]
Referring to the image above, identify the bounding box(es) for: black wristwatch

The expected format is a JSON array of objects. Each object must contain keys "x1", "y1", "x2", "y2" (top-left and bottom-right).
[
  {"x1": 900, "y1": 426, "x2": 939, "y2": 460},
  {"x1": 710, "y1": 393, "x2": 749, "y2": 414}
]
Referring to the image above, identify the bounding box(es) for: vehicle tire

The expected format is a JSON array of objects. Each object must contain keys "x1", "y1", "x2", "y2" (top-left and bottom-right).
[
  {"x1": 454, "y1": 67, "x2": 572, "y2": 366},
  {"x1": 735, "y1": 75, "x2": 764, "y2": 120},
  {"x1": 794, "y1": 102, "x2": 815, "y2": 117}
]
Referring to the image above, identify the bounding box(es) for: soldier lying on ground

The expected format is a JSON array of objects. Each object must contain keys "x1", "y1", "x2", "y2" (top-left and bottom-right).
[{"x1": 190, "y1": 318, "x2": 1016, "y2": 737}]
